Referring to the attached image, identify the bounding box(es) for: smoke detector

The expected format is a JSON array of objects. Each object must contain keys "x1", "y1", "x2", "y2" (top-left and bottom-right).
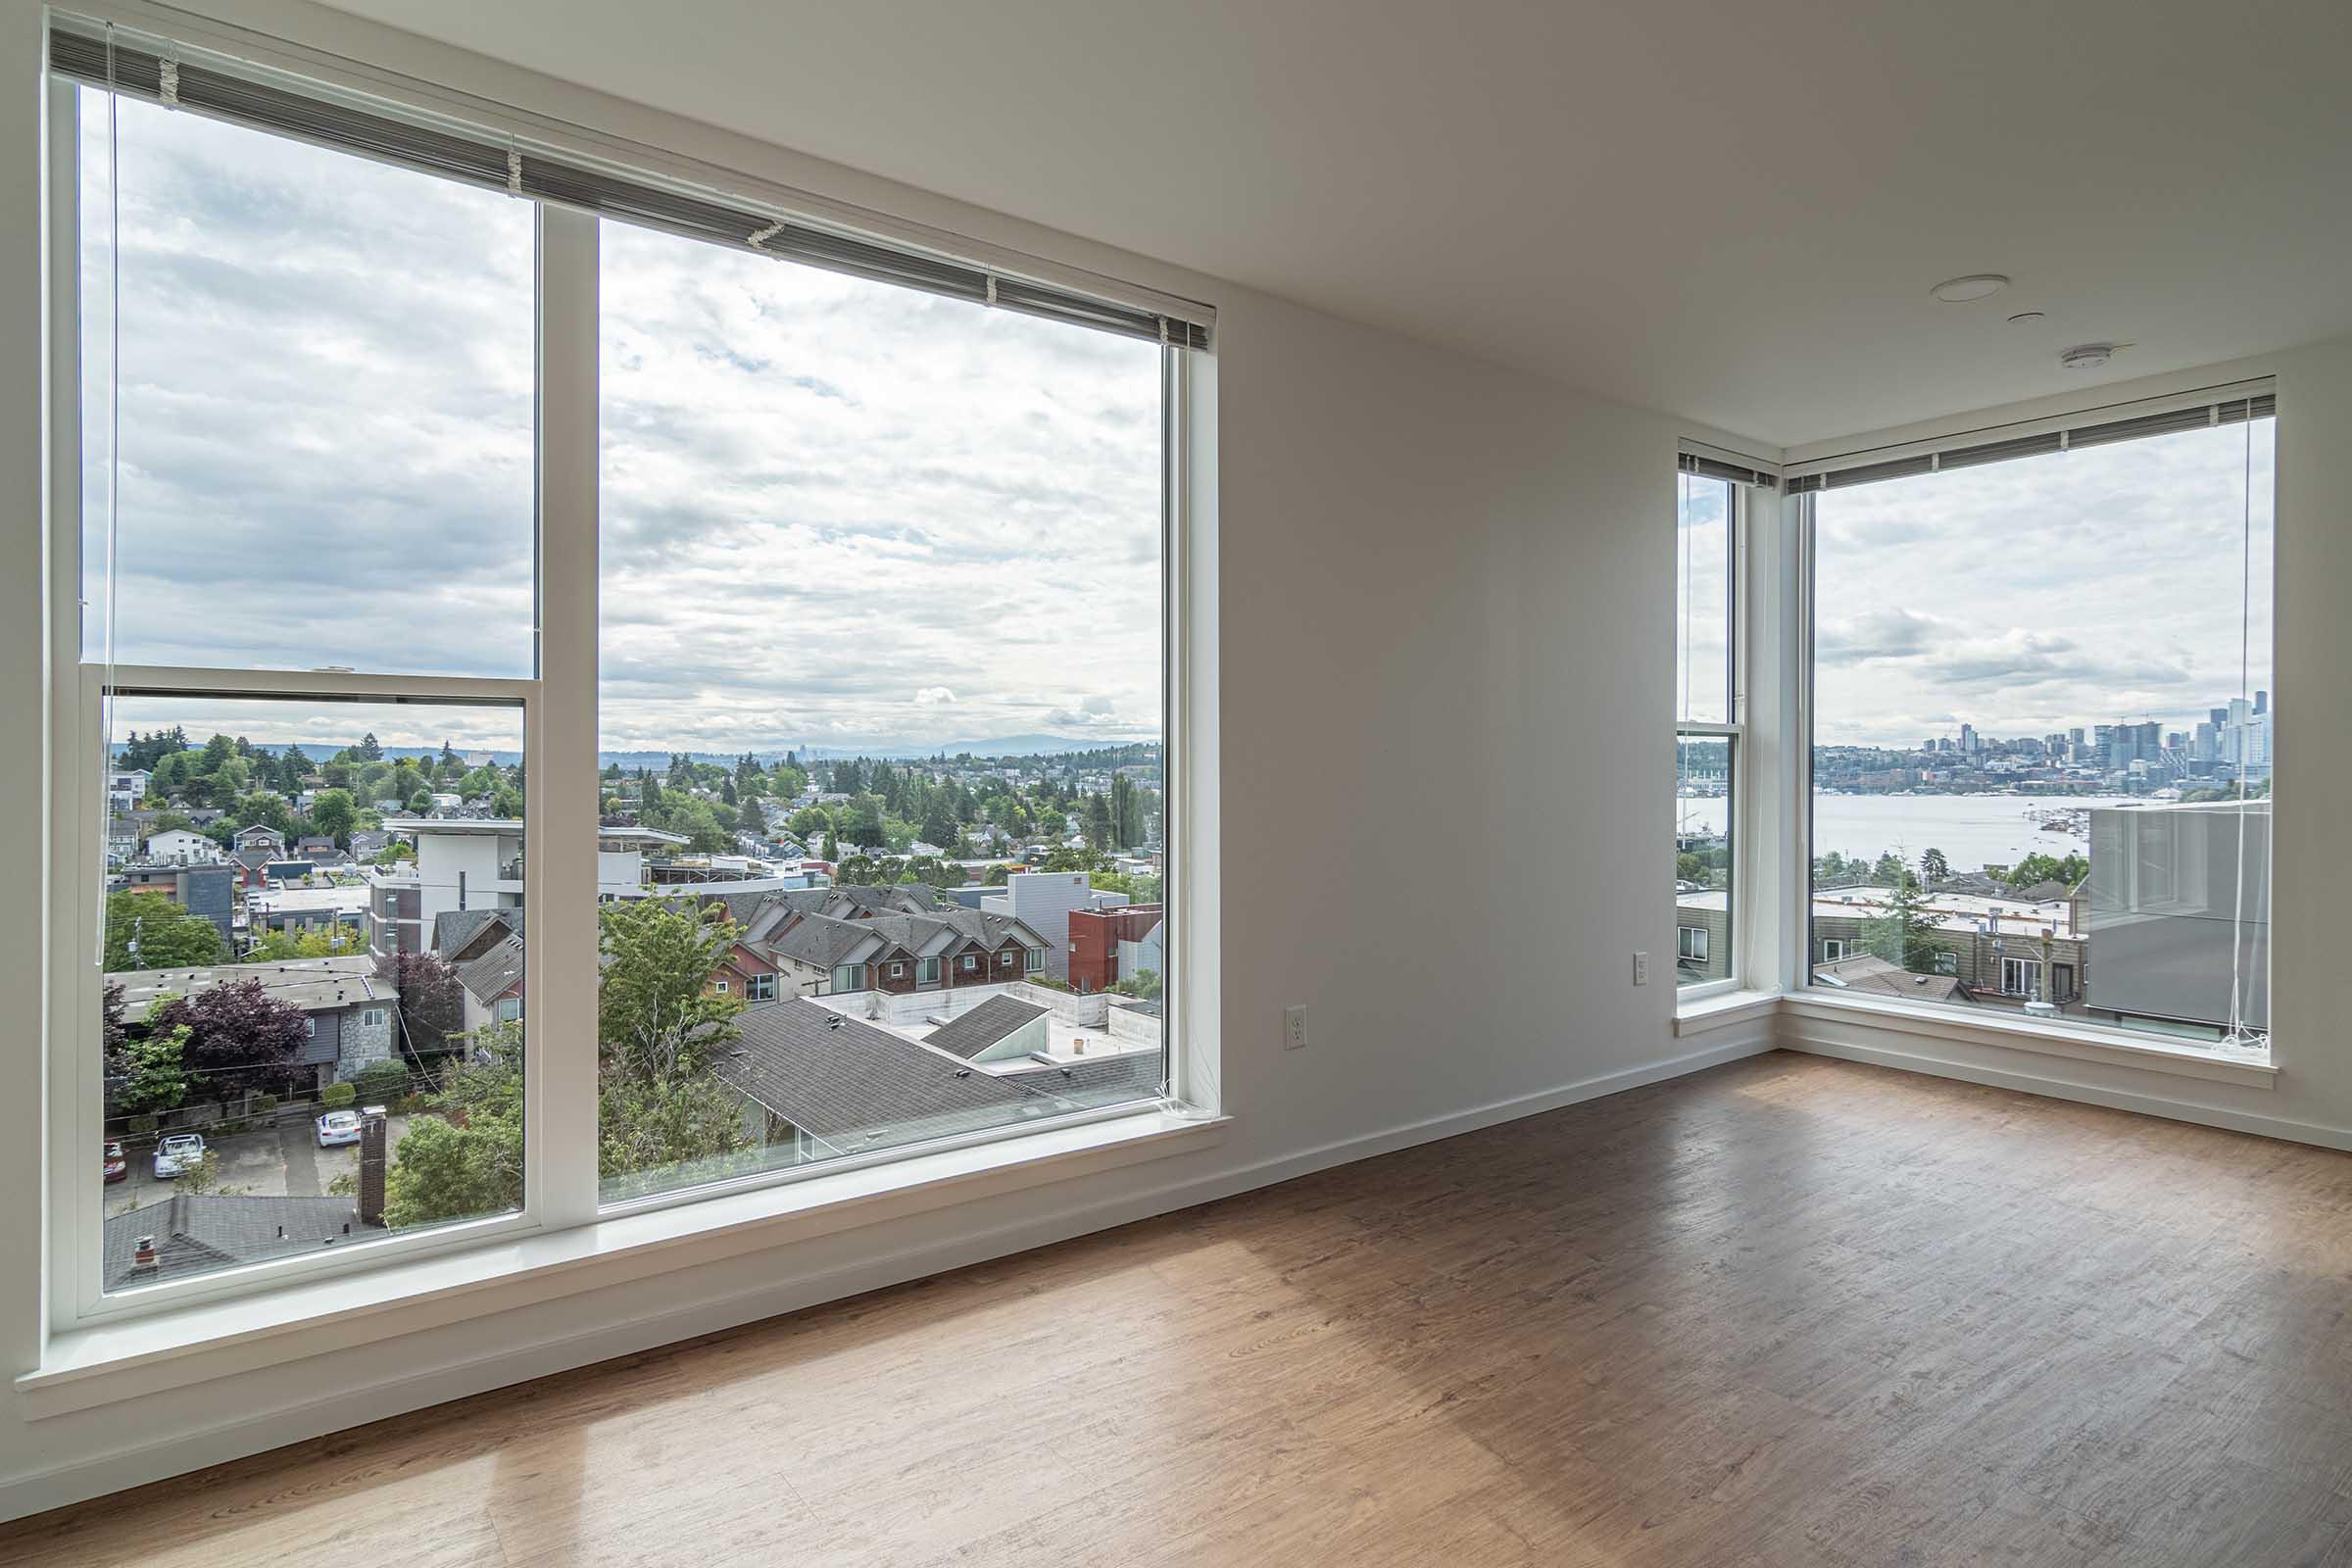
[{"x1": 2060, "y1": 343, "x2": 2124, "y2": 370}]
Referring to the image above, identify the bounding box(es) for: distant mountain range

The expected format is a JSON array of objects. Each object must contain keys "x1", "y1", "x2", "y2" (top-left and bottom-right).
[{"x1": 114, "y1": 734, "x2": 1156, "y2": 768}]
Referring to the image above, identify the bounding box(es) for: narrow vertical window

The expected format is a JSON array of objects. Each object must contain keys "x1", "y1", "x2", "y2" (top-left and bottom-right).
[{"x1": 1674, "y1": 466, "x2": 1740, "y2": 992}]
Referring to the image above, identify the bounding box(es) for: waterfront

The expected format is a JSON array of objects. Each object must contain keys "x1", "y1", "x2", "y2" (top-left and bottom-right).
[{"x1": 1674, "y1": 793, "x2": 2150, "y2": 874}]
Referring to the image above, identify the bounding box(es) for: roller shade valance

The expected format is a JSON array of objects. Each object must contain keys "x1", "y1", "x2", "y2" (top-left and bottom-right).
[
  {"x1": 1678, "y1": 451, "x2": 1781, "y2": 489},
  {"x1": 48, "y1": 17, "x2": 1214, "y2": 351},
  {"x1": 1788, "y1": 391, "x2": 2273, "y2": 494}
]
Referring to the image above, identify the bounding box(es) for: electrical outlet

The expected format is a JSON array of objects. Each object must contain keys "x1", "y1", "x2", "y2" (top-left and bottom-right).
[
  {"x1": 1284, "y1": 1004, "x2": 1309, "y2": 1051},
  {"x1": 1633, "y1": 952, "x2": 1648, "y2": 986}
]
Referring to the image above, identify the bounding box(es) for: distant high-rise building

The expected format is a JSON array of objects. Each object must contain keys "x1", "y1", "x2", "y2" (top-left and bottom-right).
[
  {"x1": 1958, "y1": 723, "x2": 1979, "y2": 755},
  {"x1": 2255, "y1": 689, "x2": 2269, "y2": 715}
]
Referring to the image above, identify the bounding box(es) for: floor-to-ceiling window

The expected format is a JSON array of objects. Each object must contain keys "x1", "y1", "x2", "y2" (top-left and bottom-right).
[{"x1": 1802, "y1": 393, "x2": 2274, "y2": 1056}]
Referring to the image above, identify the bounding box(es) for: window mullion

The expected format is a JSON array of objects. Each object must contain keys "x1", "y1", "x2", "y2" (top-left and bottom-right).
[{"x1": 530, "y1": 203, "x2": 602, "y2": 1232}]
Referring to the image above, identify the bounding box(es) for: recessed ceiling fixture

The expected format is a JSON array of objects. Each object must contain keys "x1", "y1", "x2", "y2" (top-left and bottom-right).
[
  {"x1": 2059, "y1": 343, "x2": 2122, "y2": 369},
  {"x1": 1930, "y1": 273, "x2": 2011, "y2": 303},
  {"x1": 2007, "y1": 311, "x2": 2045, "y2": 324}
]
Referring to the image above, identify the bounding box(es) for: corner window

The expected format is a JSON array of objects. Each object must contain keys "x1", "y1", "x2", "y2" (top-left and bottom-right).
[{"x1": 1804, "y1": 397, "x2": 2272, "y2": 1056}]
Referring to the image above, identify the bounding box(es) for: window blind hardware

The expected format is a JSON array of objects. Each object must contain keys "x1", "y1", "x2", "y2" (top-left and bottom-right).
[{"x1": 48, "y1": 12, "x2": 1215, "y2": 352}]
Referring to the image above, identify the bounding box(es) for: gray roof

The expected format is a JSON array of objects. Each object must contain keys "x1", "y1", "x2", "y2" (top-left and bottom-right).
[
  {"x1": 434, "y1": 906, "x2": 523, "y2": 959},
  {"x1": 456, "y1": 933, "x2": 526, "y2": 1004},
  {"x1": 760, "y1": 910, "x2": 877, "y2": 970},
  {"x1": 102, "y1": 1192, "x2": 378, "y2": 1291},
  {"x1": 1812, "y1": 954, "x2": 1969, "y2": 1003},
  {"x1": 713, "y1": 999, "x2": 1154, "y2": 1156},
  {"x1": 996, "y1": 1049, "x2": 1164, "y2": 1108},
  {"x1": 922, "y1": 996, "x2": 1049, "y2": 1060},
  {"x1": 111, "y1": 956, "x2": 383, "y2": 1023}
]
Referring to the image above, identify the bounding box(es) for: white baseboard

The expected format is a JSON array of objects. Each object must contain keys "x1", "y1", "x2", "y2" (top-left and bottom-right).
[
  {"x1": 1784, "y1": 1029, "x2": 2352, "y2": 1152},
  {"x1": 0, "y1": 1033, "x2": 1772, "y2": 1522}
]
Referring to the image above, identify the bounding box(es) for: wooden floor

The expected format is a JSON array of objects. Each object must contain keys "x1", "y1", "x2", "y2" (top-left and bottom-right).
[{"x1": 7, "y1": 1051, "x2": 2352, "y2": 1567}]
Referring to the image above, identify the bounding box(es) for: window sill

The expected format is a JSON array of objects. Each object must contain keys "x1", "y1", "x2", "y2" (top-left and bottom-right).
[
  {"x1": 1780, "y1": 990, "x2": 2277, "y2": 1089},
  {"x1": 1673, "y1": 987, "x2": 1782, "y2": 1037},
  {"x1": 20, "y1": 1107, "x2": 1226, "y2": 1417}
]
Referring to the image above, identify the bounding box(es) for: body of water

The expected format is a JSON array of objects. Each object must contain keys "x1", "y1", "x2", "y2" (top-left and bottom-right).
[{"x1": 1674, "y1": 793, "x2": 2150, "y2": 874}]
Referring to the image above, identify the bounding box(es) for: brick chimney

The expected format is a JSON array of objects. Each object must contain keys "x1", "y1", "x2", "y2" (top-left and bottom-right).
[{"x1": 359, "y1": 1113, "x2": 388, "y2": 1227}]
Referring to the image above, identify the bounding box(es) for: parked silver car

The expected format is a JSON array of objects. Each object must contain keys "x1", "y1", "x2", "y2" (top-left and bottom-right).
[{"x1": 152, "y1": 1132, "x2": 206, "y2": 1179}]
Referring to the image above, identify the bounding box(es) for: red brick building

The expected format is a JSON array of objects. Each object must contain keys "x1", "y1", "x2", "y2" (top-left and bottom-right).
[{"x1": 1067, "y1": 904, "x2": 1163, "y2": 994}]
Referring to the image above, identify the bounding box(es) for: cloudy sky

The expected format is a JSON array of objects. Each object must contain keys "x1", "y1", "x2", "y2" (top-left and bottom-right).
[
  {"x1": 1677, "y1": 421, "x2": 2275, "y2": 751},
  {"x1": 1812, "y1": 422, "x2": 2274, "y2": 749},
  {"x1": 84, "y1": 91, "x2": 1163, "y2": 758}
]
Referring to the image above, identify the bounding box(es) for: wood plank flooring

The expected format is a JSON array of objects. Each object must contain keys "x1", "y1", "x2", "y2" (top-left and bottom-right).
[{"x1": 6, "y1": 1051, "x2": 2352, "y2": 1567}]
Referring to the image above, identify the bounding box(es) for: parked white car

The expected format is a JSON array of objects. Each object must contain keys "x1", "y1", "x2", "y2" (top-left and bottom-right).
[
  {"x1": 152, "y1": 1132, "x2": 206, "y2": 1179},
  {"x1": 315, "y1": 1110, "x2": 362, "y2": 1148}
]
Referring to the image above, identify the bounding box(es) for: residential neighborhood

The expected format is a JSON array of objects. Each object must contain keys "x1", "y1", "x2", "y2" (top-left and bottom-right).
[{"x1": 96, "y1": 728, "x2": 1167, "y2": 1288}]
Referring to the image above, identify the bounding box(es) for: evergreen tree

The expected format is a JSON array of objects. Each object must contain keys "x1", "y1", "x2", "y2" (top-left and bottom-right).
[{"x1": 1862, "y1": 878, "x2": 1943, "y2": 972}]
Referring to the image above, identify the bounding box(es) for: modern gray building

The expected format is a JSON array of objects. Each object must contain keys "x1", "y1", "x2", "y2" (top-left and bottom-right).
[{"x1": 2086, "y1": 800, "x2": 2270, "y2": 1035}]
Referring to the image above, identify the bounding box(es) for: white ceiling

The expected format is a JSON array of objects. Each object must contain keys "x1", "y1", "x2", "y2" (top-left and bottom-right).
[{"x1": 314, "y1": 0, "x2": 2352, "y2": 448}]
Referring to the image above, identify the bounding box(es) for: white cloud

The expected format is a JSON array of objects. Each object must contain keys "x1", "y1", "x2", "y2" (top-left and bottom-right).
[{"x1": 91, "y1": 93, "x2": 1165, "y2": 756}]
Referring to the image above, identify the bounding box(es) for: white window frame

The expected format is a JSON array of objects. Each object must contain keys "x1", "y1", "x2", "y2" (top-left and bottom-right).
[
  {"x1": 916, "y1": 956, "x2": 940, "y2": 987},
  {"x1": 746, "y1": 972, "x2": 776, "y2": 1003},
  {"x1": 2000, "y1": 956, "x2": 2043, "y2": 999},
  {"x1": 36, "y1": 58, "x2": 1197, "y2": 1337},
  {"x1": 1677, "y1": 925, "x2": 1709, "y2": 963},
  {"x1": 1821, "y1": 938, "x2": 1849, "y2": 962},
  {"x1": 1675, "y1": 473, "x2": 1748, "y2": 1006},
  {"x1": 1024, "y1": 948, "x2": 1044, "y2": 974}
]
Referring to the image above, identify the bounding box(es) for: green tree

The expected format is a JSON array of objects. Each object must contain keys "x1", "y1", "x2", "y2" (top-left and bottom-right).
[
  {"x1": 383, "y1": 1023, "x2": 523, "y2": 1228},
  {"x1": 2003, "y1": 852, "x2": 2088, "y2": 892},
  {"x1": 111, "y1": 1021, "x2": 192, "y2": 1115},
  {"x1": 247, "y1": 922, "x2": 363, "y2": 960},
  {"x1": 597, "y1": 1073, "x2": 753, "y2": 1185},
  {"x1": 1861, "y1": 878, "x2": 1943, "y2": 972},
  {"x1": 310, "y1": 788, "x2": 358, "y2": 844},
  {"x1": 104, "y1": 892, "x2": 224, "y2": 971},
  {"x1": 233, "y1": 790, "x2": 292, "y2": 833},
  {"x1": 357, "y1": 732, "x2": 383, "y2": 761},
  {"x1": 1107, "y1": 969, "x2": 1162, "y2": 1002},
  {"x1": 597, "y1": 901, "x2": 745, "y2": 1082},
  {"x1": 1920, "y1": 847, "x2": 1951, "y2": 884}
]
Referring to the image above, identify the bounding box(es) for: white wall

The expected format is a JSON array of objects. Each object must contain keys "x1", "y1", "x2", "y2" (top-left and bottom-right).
[
  {"x1": 1779, "y1": 334, "x2": 2352, "y2": 1152},
  {"x1": 0, "y1": 0, "x2": 1772, "y2": 1516}
]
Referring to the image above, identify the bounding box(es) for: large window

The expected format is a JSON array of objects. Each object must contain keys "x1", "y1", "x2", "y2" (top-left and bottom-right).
[
  {"x1": 593, "y1": 219, "x2": 1168, "y2": 1202},
  {"x1": 1805, "y1": 398, "x2": 2273, "y2": 1055},
  {"x1": 1674, "y1": 466, "x2": 1740, "y2": 990},
  {"x1": 48, "y1": 20, "x2": 1198, "y2": 1311}
]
